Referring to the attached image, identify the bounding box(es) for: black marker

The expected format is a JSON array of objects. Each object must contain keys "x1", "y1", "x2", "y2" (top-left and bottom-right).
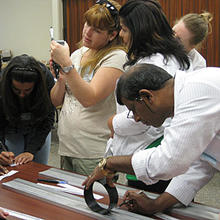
[{"x1": 37, "y1": 178, "x2": 68, "y2": 184}]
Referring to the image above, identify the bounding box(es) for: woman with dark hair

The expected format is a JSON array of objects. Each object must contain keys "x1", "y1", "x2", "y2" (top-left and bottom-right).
[
  {"x1": 104, "y1": 0, "x2": 193, "y2": 193},
  {"x1": 0, "y1": 54, "x2": 55, "y2": 165},
  {"x1": 120, "y1": 0, "x2": 190, "y2": 69}
]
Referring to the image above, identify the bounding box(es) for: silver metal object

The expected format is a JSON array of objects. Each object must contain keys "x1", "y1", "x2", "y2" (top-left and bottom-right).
[
  {"x1": 39, "y1": 168, "x2": 220, "y2": 220},
  {"x1": 3, "y1": 178, "x2": 153, "y2": 220}
]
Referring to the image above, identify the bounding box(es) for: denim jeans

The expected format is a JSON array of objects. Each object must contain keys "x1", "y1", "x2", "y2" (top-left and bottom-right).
[{"x1": 5, "y1": 132, "x2": 51, "y2": 165}]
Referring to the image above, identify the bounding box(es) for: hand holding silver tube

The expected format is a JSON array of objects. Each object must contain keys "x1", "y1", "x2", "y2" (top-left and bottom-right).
[{"x1": 49, "y1": 26, "x2": 65, "y2": 78}]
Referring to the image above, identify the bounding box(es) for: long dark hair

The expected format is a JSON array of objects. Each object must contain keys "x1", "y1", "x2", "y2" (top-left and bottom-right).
[
  {"x1": 0, "y1": 54, "x2": 51, "y2": 123},
  {"x1": 119, "y1": 0, "x2": 190, "y2": 70}
]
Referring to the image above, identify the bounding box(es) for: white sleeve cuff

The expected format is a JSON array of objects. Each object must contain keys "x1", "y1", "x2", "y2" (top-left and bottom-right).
[
  {"x1": 165, "y1": 160, "x2": 216, "y2": 206},
  {"x1": 132, "y1": 149, "x2": 158, "y2": 185},
  {"x1": 165, "y1": 177, "x2": 196, "y2": 206}
]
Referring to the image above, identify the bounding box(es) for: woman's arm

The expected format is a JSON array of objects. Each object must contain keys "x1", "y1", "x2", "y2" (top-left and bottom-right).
[
  {"x1": 65, "y1": 66, "x2": 123, "y2": 107},
  {"x1": 50, "y1": 77, "x2": 66, "y2": 107},
  {"x1": 51, "y1": 41, "x2": 126, "y2": 107},
  {"x1": 113, "y1": 111, "x2": 149, "y2": 136}
]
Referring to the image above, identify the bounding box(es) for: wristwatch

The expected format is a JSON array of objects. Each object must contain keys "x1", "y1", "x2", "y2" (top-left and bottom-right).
[
  {"x1": 62, "y1": 64, "x2": 74, "y2": 73},
  {"x1": 98, "y1": 157, "x2": 116, "y2": 177}
]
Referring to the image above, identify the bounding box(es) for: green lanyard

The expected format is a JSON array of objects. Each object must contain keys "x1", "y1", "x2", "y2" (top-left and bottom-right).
[{"x1": 126, "y1": 136, "x2": 164, "y2": 181}]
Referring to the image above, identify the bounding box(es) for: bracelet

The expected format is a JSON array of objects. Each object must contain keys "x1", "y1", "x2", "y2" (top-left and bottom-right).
[{"x1": 98, "y1": 157, "x2": 116, "y2": 177}]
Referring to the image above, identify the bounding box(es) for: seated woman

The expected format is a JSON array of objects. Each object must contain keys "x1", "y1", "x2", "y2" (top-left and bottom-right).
[{"x1": 0, "y1": 54, "x2": 55, "y2": 165}]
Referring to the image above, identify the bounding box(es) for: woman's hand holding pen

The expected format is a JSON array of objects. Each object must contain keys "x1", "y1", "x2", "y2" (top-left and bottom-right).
[
  {"x1": 0, "y1": 151, "x2": 14, "y2": 166},
  {"x1": 0, "y1": 164, "x2": 9, "y2": 175}
]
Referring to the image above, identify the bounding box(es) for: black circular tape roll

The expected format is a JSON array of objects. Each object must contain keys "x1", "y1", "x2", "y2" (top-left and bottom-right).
[{"x1": 84, "y1": 179, "x2": 118, "y2": 215}]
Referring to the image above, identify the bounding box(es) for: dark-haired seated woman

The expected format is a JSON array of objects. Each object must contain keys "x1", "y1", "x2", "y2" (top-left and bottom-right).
[{"x1": 0, "y1": 54, "x2": 55, "y2": 165}]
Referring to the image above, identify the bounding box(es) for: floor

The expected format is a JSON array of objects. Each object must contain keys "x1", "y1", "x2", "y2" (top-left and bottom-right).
[{"x1": 48, "y1": 128, "x2": 220, "y2": 209}]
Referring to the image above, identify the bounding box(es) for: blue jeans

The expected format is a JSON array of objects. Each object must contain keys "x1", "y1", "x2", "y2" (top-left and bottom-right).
[{"x1": 5, "y1": 132, "x2": 51, "y2": 165}]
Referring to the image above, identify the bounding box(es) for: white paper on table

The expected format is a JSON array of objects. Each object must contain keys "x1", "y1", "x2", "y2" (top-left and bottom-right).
[
  {"x1": 0, "y1": 170, "x2": 18, "y2": 181},
  {"x1": 0, "y1": 206, "x2": 44, "y2": 220},
  {"x1": 37, "y1": 183, "x2": 103, "y2": 200},
  {"x1": 10, "y1": 163, "x2": 18, "y2": 167},
  {"x1": 58, "y1": 183, "x2": 103, "y2": 200}
]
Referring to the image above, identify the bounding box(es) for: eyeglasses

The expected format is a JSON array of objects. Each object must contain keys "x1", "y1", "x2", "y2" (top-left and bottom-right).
[
  {"x1": 127, "y1": 97, "x2": 141, "y2": 119},
  {"x1": 126, "y1": 96, "x2": 154, "y2": 119}
]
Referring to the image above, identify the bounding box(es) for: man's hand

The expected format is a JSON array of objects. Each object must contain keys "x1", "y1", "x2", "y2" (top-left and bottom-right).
[
  {"x1": 82, "y1": 165, "x2": 115, "y2": 189},
  {"x1": 122, "y1": 190, "x2": 179, "y2": 215},
  {"x1": 0, "y1": 152, "x2": 14, "y2": 166},
  {"x1": 122, "y1": 190, "x2": 157, "y2": 215},
  {"x1": 0, "y1": 209, "x2": 9, "y2": 219},
  {"x1": 14, "y1": 152, "x2": 34, "y2": 165}
]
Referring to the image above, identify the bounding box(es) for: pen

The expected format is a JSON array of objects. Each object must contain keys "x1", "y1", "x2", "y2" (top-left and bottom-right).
[
  {"x1": 119, "y1": 190, "x2": 144, "y2": 207},
  {"x1": 119, "y1": 199, "x2": 133, "y2": 207},
  {"x1": 37, "y1": 178, "x2": 68, "y2": 184},
  {"x1": 0, "y1": 141, "x2": 9, "y2": 152},
  {"x1": 0, "y1": 141, "x2": 14, "y2": 163}
]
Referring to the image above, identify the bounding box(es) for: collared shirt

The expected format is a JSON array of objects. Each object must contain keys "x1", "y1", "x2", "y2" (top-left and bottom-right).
[
  {"x1": 106, "y1": 53, "x2": 193, "y2": 157},
  {"x1": 188, "y1": 48, "x2": 206, "y2": 71},
  {"x1": 132, "y1": 67, "x2": 220, "y2": 205}
]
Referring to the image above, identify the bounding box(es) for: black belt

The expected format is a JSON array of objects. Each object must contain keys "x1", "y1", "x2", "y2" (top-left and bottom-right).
[{"x1": 84, "y1": 178, "x2": 118, "y2": 215}]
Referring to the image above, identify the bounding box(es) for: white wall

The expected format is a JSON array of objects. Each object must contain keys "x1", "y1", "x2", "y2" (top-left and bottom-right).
[{"x1": 0, "y1": 0, "x2": 63, "y2": 62}]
